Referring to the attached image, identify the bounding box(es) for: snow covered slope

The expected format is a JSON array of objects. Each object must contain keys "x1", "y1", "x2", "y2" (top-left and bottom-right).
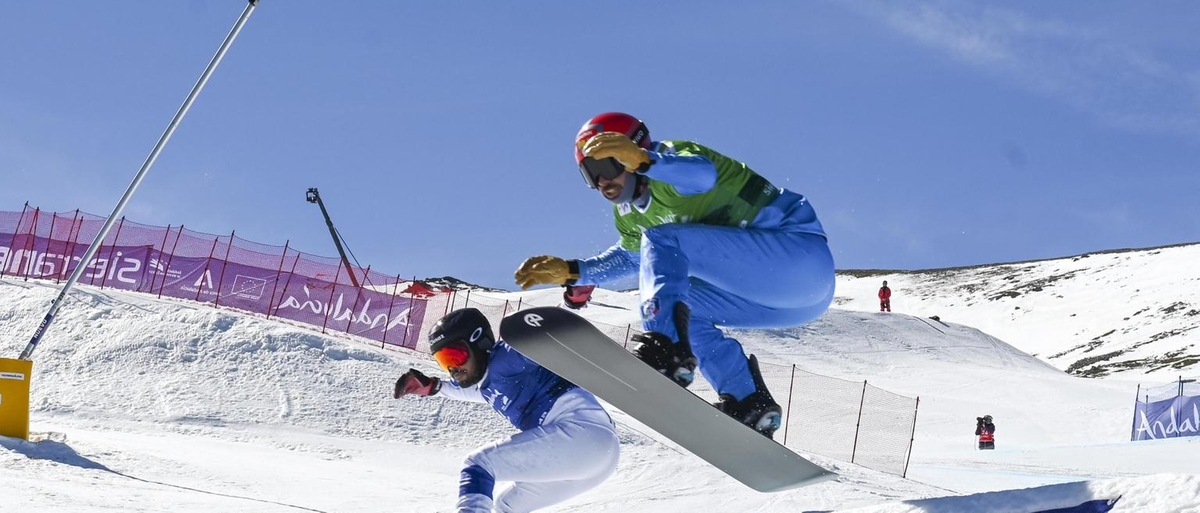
[
  {"x1": 834, "y1": 243, "x2": 1200, "y2": 378},
  {"x1": 1, "y1": 277, "x2": 1197, "y2": 512}
]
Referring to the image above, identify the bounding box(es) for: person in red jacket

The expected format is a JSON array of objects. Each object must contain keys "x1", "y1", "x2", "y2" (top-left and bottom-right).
[
  {"x1": 878, "y1": 280, "x2": 892, "y2": 312},
  {"x1": 976, "y1": 415, "x2": 996, "y2": 450}
]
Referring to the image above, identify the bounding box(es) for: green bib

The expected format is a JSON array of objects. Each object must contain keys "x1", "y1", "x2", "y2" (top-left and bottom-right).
[{"x1": 614, "y1": 140, "x2": 780, "y2": 252}]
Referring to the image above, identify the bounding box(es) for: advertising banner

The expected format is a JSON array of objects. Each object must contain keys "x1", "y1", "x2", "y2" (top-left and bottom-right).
[
  {"x1": 1132, "y1": 394, "x2": 1200, "y2": 441},
  {"x1": 1, "y1": 216, "x2": 428, "y2": 350}
]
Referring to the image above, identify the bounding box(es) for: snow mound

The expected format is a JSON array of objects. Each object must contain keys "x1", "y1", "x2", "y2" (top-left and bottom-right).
[{"x1": 0, "y1": 280, "x2": 513, "y2": 449}]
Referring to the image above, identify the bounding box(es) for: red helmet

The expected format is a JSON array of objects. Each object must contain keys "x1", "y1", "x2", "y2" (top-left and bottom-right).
[
  {"x1": 574, "y1": 112, "x2": 652, "y2": 164},
  {"x1": 575, "y1": 112, "x2": 652, "y2": 189}
]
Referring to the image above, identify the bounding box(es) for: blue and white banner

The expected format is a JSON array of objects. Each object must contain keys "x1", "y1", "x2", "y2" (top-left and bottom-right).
[{"x1": 1133, "y1": 395, "x2": 1200, "y2": 441}]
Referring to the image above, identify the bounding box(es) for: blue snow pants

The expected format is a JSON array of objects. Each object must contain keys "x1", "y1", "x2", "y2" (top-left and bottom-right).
[{"x1": 639, "y1": 195, "x2": 835, "y2": 400}]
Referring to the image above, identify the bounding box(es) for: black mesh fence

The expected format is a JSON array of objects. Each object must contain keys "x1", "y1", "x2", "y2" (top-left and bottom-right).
[
  {"x1": 445, "y1": 291, "x2": 920, "y2": 477},
  {"x1": 783, "y1": 367, "x2": 863, "y2": 463},
  {"x1": 853, "y1": 383, "x2": 919, "y2": 475}
]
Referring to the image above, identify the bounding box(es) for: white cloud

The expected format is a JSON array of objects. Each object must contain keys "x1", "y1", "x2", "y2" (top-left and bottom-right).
[{"x1": 847, "y1": 1, "x2": 1200, "y2": 139}]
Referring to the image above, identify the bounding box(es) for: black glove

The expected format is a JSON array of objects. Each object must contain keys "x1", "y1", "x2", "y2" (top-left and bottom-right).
[
  {"x1": 393, "y1": 368, "x2": 441, "y2": 398},
  {"x1": 562, "y1": 284, "x2": 596, "y2": 310},
  {"x1": 631, "y1": 332, "x2": 697, "y2": 387}
]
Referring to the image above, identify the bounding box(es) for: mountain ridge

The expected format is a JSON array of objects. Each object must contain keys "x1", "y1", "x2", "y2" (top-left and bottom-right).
[{"x1": 833, "y1": 243, "x2": 1200, "y2": 378}]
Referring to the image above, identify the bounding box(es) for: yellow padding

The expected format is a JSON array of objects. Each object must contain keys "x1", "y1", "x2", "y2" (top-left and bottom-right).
[{"x1": 0, "y1": 358, "x2": 33, "y2": 440}]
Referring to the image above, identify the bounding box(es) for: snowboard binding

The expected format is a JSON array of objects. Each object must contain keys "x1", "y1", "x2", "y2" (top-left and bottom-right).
[
  {"x1": 632, "y1": 302, "x2": 698, "y2": 388},
  {"x1": 713, "y1": 355, "x2": 782, "y2": 439}
]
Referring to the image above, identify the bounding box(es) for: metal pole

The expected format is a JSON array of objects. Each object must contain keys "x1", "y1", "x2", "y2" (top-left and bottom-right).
[
  {"x1": 213, "y1": 231, "x2": 236, "y2": 307},
  {"x1": 141, "y1": 223, "x2": 171, "y2": 292},
  {"x1": 41, "y1": 212, "x2": 60, "y2": 280},
  {"x1": 782, "y1": 364, "x2": 797, "y2": 445},
  {"x1": 305, "y1": 188, "x2": 360, "y2": 288},
  {"x1": 1, "y1": 203, "x2": 31, "y2": 278},
  {"x1": 18, "y1": 0, "x2": 260, "y2": 361},
  {"x1": 271, "y1": 252, "x2": 302, "y2": 318},
  {"x1": 60, "y1": 210, "x2": 83, "y2": 284},
  {"x1": 196, "y1": 236, "x2": 220, "y2": 302},
  {"x1": 851, "y1": 380, "x2": 867, "y2": 464},
  {"x1": 1131, "y1": 384, "x2": 1141, "y2": 441},
  {"x1": 321, "y1": 262, "x2": 344, "y2": 334},
  {"x1": 382, "y1": 274, "x2": 402, "y2": 347},
  {"x1": 344, "y1": 264, "x2": 370, "y2": 333},
  {"x1": 19, "y1": 208, "x2": 41, "y2": 280},
  {"x1": 266, "y1": 240, "x2": 290, "y2": 317},
  {"x1": 99, "y1": 217, "x2": 126, "y2": 289},
  {"x1": 406, "y1": 276, "x2": 418, "y2": 346},
  {"x1": 157, "y1": 225, "x2": 184, "y2": 298},
  {"x1": 902, "y1": 397, "x2": 919, "y2": 478}
]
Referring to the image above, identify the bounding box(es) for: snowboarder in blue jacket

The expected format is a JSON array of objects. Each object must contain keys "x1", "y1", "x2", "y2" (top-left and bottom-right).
[
  {"x1": 514, "y1": 112, "x2": 835, "y2": 438},
  {"x1": 393, "y1": 308, "x2": 619, "y2": 513}
]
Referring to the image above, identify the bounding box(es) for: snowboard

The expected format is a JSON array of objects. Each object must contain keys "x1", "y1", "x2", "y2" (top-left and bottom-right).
[{"x1": 498, "y1": 307, "x2": 835, "y2": 493}]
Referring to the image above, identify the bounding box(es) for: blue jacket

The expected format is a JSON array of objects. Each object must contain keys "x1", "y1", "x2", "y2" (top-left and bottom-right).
[
  {"x1": 440, "y1": 342, "x2": 576, "y2": 430},
  {"x1": 575, "y1": 141, "x2": 825, "y2": 285}
]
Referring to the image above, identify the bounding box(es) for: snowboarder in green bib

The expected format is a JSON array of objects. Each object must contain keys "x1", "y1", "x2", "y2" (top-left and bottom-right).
[{"x1": 515, "y1": 112, "x2": 834, "y2": 438}]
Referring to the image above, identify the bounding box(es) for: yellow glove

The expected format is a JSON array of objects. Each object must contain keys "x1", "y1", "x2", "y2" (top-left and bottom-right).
[
  {"x1": 580, "y1": 132, "x2": 652, "y2": 172},
  {"x1": 515, "y1": 255, "x2": 578, "y2": 290}
]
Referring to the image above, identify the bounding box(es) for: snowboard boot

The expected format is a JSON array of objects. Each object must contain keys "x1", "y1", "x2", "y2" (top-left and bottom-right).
[
  {"x1": 632, "y1": 302, "x2": 697, "y2": 388},
  {"x1": 712, "y1": 355, "x2": 782, "y2": 439}
]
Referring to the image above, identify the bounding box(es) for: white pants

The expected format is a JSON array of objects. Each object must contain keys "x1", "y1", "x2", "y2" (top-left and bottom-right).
[{"x1": 457, "y1": 388, "x2": 620, "y2": 513}]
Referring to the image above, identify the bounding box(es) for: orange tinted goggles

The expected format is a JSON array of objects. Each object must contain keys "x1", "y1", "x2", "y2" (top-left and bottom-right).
[{"x1": 432, "y1": 342, "x2": 470, "y2": 371}]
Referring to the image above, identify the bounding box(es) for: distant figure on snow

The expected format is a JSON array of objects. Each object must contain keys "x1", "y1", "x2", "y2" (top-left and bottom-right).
[
  {"x1": 392, "y1": 308, "x2": 619, "y2": 513},
  {"x1": 878, "y1": 280, "x2": 892, "y2": 312},
  {"x1": 976, "y1": 415, "x2": 996, "y2": 450}
]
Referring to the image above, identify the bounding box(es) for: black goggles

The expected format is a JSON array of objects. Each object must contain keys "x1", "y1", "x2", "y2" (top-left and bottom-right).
[{"x1": 578, "y1": 157, "x2": 625, "y2": 189}]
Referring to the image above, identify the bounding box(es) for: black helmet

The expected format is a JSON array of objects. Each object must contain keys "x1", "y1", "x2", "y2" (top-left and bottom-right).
[
  {"x1": 429, "y1": 308, "x2": 495, "y2": 354},
  {"x1": 983, "y1": 415, "x2": 993, "y2": 423}
]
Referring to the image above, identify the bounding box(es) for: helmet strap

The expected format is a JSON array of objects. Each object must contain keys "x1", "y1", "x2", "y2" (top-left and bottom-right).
[
  {"x1": 631, "y1": 174, "x2": 650, "y2": 206},
  {"x1": 607, "y1": 173, "x2": 643, "y2": 205}
]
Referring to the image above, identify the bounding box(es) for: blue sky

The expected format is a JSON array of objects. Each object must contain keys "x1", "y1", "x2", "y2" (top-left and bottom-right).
[{"x1": 2, "y1": 1, "x2": 1198, "y2": 290}]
